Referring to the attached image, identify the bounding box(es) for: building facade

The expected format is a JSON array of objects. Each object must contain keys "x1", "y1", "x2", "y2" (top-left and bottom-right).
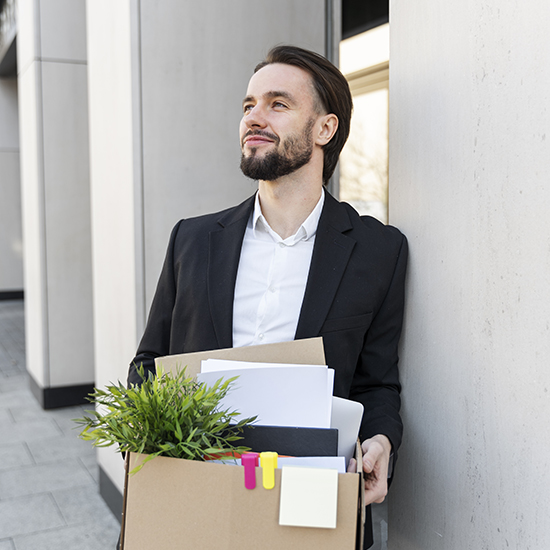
[{"x1": 2, "y1": 0, "x2": 550, "y2": 548}]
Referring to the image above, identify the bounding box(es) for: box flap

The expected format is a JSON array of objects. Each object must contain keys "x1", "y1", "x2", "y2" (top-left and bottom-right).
[
  {"x1": 155, "y1": 337, "x2": 326, "y2": 378},
  {"x1": 356, "y1": 439, "x2": 365, "y2": 550}
]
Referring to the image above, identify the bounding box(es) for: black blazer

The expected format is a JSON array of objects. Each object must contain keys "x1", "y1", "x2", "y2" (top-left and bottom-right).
[{"x1": 129, "y1": 191, "x2": 407, "y2": 452}]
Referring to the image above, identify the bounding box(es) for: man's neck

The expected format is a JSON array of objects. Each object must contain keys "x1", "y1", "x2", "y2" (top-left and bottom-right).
[{"x1": 257, "y1": 172, "x2": 323, "y2": 240}]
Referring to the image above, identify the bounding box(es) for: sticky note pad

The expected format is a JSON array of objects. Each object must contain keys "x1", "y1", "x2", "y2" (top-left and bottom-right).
[{"x1": 279, "y1": 466, "x2": 338, "y2": 529}]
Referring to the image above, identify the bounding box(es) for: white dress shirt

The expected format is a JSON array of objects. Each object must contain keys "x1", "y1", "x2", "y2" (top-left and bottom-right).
[{"x1": 232, "y1": 190, "x2": 325, "y2": 348}]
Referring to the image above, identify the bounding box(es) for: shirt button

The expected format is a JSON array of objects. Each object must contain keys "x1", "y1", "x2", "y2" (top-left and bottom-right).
[
  {"x1": 269, "y1": 286, "x2": 276, "y2": 293},
  {"x1": 278, "y1": 242, "x2": 286, "y2": 248},
  {"x1": 258, "y1": 333, "x2": 264, "y2": 340}
]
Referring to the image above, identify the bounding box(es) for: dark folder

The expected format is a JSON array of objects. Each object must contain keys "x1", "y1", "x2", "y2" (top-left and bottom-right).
[{"x1": 236, "y1": 425, "x2": 338, "y2": 456}]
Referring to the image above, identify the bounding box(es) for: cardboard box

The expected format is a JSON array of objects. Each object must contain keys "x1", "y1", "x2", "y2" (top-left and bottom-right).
[
  {"x1": 120, "y1": 338, "x2": 366, "y2": 549},
  {"x1": 120, "y1": 446, "x2": 364, "y2": 550}
]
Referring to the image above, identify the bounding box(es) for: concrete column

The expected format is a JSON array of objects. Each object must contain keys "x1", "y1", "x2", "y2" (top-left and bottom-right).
[
  {"x1": 389, "y1": 1, "x2": 550, "y2": 548},
  {"x1": 17, "y1": 0, "x2": 94, "y2": 407},
  {"x1": 0, "y1": 77, "x2": 23, "y2": 295},
  {"x1": 86, "y1": 0, "x2": 330, "y2": 518}
]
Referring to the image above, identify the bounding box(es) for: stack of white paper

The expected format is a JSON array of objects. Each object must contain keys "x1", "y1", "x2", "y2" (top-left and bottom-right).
[
  {"x1": 197, "y1": 360, "x2": 334, "y2": 429},
  {"x1": 198, "y1": 358, "x2": 364, "y2": 463}
]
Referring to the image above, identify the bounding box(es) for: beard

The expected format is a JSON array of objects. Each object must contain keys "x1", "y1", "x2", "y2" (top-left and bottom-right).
[{"x1": 240, "y1": 119, "x2": 315, "y2": 181}]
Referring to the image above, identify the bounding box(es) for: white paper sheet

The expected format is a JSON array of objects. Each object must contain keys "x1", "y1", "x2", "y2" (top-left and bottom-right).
[
  {"x1": 201, "y1": 358, "x2": 325, "y2": 372},
  {"x1": 277, "y1": 456, "x2": 346, "y2": 474},
  {"x1": 196, "y1": 365, "x2": 333, "y2": 429}
]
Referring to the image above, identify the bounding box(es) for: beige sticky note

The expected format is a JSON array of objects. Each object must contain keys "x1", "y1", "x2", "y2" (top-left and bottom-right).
[{"x1": 279, "y1": 466, "x2": 338, "y2": 529}]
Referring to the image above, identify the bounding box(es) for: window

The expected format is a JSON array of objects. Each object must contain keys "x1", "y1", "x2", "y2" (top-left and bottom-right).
[{"x1": 339, "y1": 24, "x2": 389, "y2": 224}]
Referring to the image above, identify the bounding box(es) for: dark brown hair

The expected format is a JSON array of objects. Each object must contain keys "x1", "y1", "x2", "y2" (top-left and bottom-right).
[{"x1": 255, "y1": 45, "x2": 353, "y2": 184}]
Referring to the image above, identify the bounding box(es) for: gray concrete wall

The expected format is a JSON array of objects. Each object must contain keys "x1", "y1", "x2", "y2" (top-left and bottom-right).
[
  {"x1": 138, "y1": 1, "x2": 327, "y2": 308},
  {"x1": 87, "y1": 0, "x2": 329, "y2": 496},
  {"x1": 388, "y1": 1, "x2": 550, "y2": 547},
  {"x1": 17, "y1": 0, "x2": 93, "y2": 390},
  {"x1": 0, "y1": 77, "x2": 23, "y2": 292}
]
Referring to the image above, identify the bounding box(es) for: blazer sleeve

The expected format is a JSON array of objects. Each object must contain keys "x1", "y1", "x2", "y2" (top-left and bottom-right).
[
  {"x1": 127, "y1": 220, "x2": 183, "y2": 386},
  {"x1": 350, "y1": 231, "x2": 408, "y2": 453}
]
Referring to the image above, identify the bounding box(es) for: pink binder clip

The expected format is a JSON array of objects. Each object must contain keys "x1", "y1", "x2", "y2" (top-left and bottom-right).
[{"x1": 241, "y1": 452, "x2": 260, "y2": 490}]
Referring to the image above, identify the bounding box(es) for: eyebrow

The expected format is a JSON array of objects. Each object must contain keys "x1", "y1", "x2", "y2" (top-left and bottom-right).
[{"x1": 242, "y1": 90, "x2": 296, "y2": 106}]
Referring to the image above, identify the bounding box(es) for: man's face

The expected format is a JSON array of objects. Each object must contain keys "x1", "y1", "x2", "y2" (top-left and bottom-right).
[{"x1": 239, "y1": 63, "x2": 320, "y2": 181}]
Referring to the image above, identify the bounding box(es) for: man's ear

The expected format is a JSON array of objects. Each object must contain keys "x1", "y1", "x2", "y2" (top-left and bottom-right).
[{"x1": 315, "y1": 113, "x2": 339, "y2": 146}]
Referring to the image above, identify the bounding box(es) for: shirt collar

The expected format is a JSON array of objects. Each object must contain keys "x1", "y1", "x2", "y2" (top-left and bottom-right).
[{"x1": 252, "y1": 189, "x2": 325, "y2": 245}]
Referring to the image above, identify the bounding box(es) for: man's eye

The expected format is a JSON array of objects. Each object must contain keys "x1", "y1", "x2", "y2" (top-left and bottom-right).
[
  {"x1": 274, "y1": 102, "x2": 287, "y2": 108},
  {"x1": 243, "y1": 104, "x2": 253, "y2": 113}
]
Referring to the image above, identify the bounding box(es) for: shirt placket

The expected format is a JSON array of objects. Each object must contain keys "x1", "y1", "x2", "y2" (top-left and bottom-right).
[{"x1": 253, "y1": 239, "x2": 287, "y2": 344}]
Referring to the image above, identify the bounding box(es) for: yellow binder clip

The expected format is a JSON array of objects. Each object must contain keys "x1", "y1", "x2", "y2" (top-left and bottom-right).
[{"x1": 260, "y1": 451, "x2": 278, "y2": 490}]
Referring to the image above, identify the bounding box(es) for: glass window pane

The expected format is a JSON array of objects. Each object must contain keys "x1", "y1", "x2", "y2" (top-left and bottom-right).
[{"x1": 339, "y1": 87, "x2": 389, "y2": 224}]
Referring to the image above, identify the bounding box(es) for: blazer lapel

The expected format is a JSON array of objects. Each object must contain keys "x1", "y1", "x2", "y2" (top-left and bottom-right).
[
  {"x1": 208, "y1": 195, "x2": 255, "y2": 349},
  {"x1": 295, "y1": 193, "x2": 356, "y2": 340}
]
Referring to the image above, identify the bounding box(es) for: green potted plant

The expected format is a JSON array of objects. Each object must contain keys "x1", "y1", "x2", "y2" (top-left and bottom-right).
[{"x1": 74, "y1": 366, "x2": 256, "y2": 474}]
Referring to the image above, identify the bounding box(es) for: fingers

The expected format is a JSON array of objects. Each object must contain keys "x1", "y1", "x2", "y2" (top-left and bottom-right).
[
  {"x1": 360, "y1": 436, "x2": 391, "y2": 505},
  {"x1": 347, "y1": 457, "x2": 357, "y2": 473},
  {"x1": 362, "y1": 441, "x2": 384, "y2": 474},
  {"x1": 363, "y1": 474, "x2": 388, "y2": 505}
]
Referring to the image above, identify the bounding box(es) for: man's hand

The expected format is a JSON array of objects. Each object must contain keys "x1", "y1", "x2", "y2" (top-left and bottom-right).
[{"x1": 347, "y1": 434, "x2": 392, "y2": 506}]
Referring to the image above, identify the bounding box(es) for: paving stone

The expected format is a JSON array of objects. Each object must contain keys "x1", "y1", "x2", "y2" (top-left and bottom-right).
[
  {"x1": 0, "y1": 339, "x2": 24, "y2": 360},
  {"x1": 0, "y1": 418, "x2": 61, "y2": 445},
  {"x1": 0, "y1": 391, "x2": 39, "y2": 411},
  {"x1": 0, "y1": 443, "x2": 34, "y2": 470},
  {"x1": 26, "y1": 432, "x2": 94, "y2": 464},
  {"x1": 52, "y1": 485, "x2": 118, "y2": 526},
  {"x1": 7, "y1": 403, "x2": 49, "y2": 423},
  {"x1": 0, "y1": 374, "x2": 28, "y2": 394},
  {"x1": 48, "y1": 404, "x2": 95, "y2": 435},
  {"x1": 0, "y1": 459, "x2": 95, "y2": 499},
  {"x1": 0, "y1": 366, "x2": 26, "y2": 378},
  {"x1": 50, "y1": 404, "x2": 92, "y2": 419},
  {"x1": 0, "y1": 349, "x2": 24, "y2": 366},
  {"x1": 0, "y1": 407, "x2": 13, "y2": 423},
  {"x1": 79, "y1": 454, "x2": 100, "y2": 483},
  {"x1": 0, "y1": 350, "x2": 17, "y2": 370},
  {"x1": 12, "y1": 522, "x2": 120, "y2": 550},
  {"x1": 0, "y1": 493, "x2": 65, "y2": 539}
]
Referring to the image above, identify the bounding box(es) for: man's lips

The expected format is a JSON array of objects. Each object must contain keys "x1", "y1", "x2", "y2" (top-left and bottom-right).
[
  {"x1": 244, "y1": 136, "x2": 272, "y2": 146},
  {"x1": 242, "y1": 131, "x2": 278, "y2": 147}
]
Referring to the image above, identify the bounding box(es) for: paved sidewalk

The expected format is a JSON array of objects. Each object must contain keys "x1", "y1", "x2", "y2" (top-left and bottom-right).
[{"x1": 0, "y1": 300, "x2": 120, "y2": 550}]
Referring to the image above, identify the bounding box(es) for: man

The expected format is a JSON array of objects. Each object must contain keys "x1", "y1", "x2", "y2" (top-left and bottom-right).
[{"x1": 129, "y1": 45, "x2": 407, "y2": 548}]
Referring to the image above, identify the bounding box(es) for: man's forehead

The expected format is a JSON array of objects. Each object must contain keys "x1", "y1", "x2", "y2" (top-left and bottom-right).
[{"x1": 245, "y1": 63, "x2": 315, "y2": 101}]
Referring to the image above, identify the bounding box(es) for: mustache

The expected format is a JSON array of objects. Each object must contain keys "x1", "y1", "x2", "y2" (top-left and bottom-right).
[{"x1": 242, "y1": 130, "x2": 280, "y2": 146}]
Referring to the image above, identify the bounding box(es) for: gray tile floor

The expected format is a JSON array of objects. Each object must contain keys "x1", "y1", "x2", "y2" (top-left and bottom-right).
[{"x1": 0, "y1": 300, "x2": 121, "y2": 549}]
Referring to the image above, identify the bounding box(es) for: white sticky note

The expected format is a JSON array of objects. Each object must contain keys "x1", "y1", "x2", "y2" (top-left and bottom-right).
[{"x1": 279, "y1": 466, "x2": 338, "y2": 529}]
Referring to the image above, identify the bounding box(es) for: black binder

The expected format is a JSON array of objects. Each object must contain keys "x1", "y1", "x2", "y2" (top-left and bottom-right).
[{"x1": 236, "y1": 425, "x2": 338, "y2": 456}]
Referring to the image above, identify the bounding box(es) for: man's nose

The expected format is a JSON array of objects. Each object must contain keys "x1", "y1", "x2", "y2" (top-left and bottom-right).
[{"x1": 244, "y1": 105, "x2": 267, "y2": 128}]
